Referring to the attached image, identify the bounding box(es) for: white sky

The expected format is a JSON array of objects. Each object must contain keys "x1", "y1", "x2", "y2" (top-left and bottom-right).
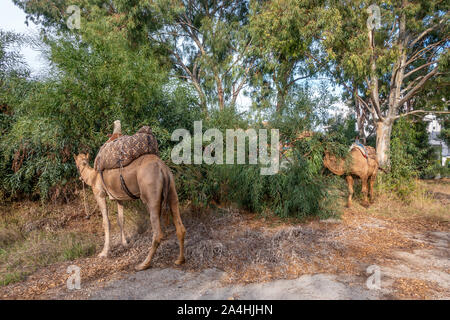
[{"x1": 0, "y1": 0, "x2": 46, "y2": 76}]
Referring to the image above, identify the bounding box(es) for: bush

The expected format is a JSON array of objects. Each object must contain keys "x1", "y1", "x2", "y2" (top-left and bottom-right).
[
  {"x1": 379, "y1": 118, "x2": 436, "y2": 200},
  {"x1": 169, "y1": 111, "x2": 342, "y2": 219},
  {"x1": 0, "y1": 33, "x2": 200, "y2": 201}
]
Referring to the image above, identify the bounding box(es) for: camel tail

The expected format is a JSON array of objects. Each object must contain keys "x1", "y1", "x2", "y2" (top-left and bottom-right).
[
  {"x1": 378, "y1": 166, "x2": 389, "y2": 173},
  {"x1": 161, "y1": 167, "x2": 171, "y2": 215}
]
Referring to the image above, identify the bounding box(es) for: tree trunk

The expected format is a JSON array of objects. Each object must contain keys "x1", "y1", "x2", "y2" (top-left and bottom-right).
[
  {"x1": 218, "y1": 87, "x2": 224, "y2": 111},
  {"x1": 376, "y1": 119, "x2": 393, "y2": 168}
]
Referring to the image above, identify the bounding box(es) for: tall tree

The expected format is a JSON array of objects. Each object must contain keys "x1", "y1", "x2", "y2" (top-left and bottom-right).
[
  {"x1": 14, "y1": 0, "x2": 253, "y2": 114},
  {"x1": 150, "y1": 0, "x2": 252, "y2": 113},
  {"x1": 321, "y1": 0, "x2": 449, "y2": 167},
  {"x1": 248, "y1": 0, "x2": 329, "y2": 113}
]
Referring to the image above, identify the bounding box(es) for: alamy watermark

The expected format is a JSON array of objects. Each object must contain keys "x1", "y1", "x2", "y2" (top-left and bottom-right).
[
  {"x1": 367, "y1": 4, "x2": 381, "y2": 30},
  {"x1": 67, "y1": 265, "x2": 81, "y2": 290},
  {"x1": 171, "y1": 121, "x2": 280, "y2": 175},
  {"x1": 66, "y1": 5, "x2": 81, "y2": 30},
  {"x1": 366, "y1": 264, "x2": 381, "y2": 290}
]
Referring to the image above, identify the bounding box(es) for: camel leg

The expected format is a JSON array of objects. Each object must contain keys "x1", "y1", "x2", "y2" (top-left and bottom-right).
[
  {"x1": 361, "y1": 177, "x2": 370, "y2": 207},
  {"x1": 96, "y1": 195, "x2": 110, "y2": 257},
  {"x1": 169, "y1": 184, "x2": 186, "y2": 265},
  {"x1": 345, "y1": 175, "x2": 354, "y2": 208},
  {"x1": 117, "y1": 201, "x2": 128, "y2": 246},
  {"x1": 135, "y1": 201, "x2": 163, "y2": 271},
  {"x1": 369, "y1": 173, "x2": 377, "y2": 203}
]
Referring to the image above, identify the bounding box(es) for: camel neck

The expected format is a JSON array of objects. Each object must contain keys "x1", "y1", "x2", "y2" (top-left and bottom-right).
[{"x1": 80, "y1": 165, "x2": 97, "y2": 187}]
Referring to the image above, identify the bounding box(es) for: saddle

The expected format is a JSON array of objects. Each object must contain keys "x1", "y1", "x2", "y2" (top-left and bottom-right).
[
  {"x1": 94, "y1": 126, "x2": 159, "y2": 172},
  {"x1": 94, "y1": 126, "x2": 159, "y2": 200},
  {"x1": 349, "y1": 143, "x2": 377, "y2": 161},
  {"x1": 350, "y1": 143, "x2": 368, "y2": 159}
]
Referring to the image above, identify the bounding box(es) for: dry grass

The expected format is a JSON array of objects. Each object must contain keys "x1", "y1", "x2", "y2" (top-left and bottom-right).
[
  {"x1": 0, "y1": 179, "x2": 448, "y2": 299},
  {"x1": 365, "y1": 179, "x2": 449, "y2": 224},
  {"x1": 0, "y1": 201, "x2": 99, "y2": 287},
  {"x1": 392, "y1": 278, "x2": 444, "y2": 300}
]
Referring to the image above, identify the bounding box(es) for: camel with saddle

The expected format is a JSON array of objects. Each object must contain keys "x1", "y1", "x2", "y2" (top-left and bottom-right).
[
  {"x1": 74, "y1": 121, "x2": 185, "y2": 271},
  {"x1": 323, "y1": 143, "x2": 379, "y2": 208}
]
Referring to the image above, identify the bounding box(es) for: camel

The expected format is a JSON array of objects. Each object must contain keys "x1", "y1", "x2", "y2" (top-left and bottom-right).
[
  {"x1": 74, "y1": 153, "x2": 186, "y2": 271},
  {"x1": 323, "y1": 146, "x2": 379, "y2": 208}
]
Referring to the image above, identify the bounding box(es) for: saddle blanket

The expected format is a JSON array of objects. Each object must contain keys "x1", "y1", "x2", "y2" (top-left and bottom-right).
[
  {"x1": 94, "y1": 126, "x2": 159, "y2": 172},
  {"x1": 349, "y1": 143, "x2": 369, "y2": 158},
  {"x1": 349, "y1": 143, "x2": 377, "y2": 161}
]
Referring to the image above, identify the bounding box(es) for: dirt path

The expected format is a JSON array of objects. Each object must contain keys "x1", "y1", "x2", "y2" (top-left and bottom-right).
[
  {"x1": 88, "y1": 269, "x2": 382, "y2": 300},
  {"x1": 1, "y1": 181, "x2": 449, "y2": 300},
  {"x1": 79, "y1": 229, "x2": 450, "y2": 300},
  {"x1": 6, "y1": 210, "x2": 444, "y2": 300}
]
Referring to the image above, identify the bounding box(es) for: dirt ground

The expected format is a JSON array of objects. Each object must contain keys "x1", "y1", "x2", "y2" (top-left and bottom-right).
[{"x1": 0, "y1": 180, "x2": 448, "y2": 300}]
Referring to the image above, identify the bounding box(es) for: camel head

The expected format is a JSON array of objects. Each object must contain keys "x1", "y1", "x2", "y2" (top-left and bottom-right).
[
  {"x1": 73, "y1": 153, "x2": 90, "y2": 178},
  {"x1": 322, "y1": 150, "x2": 332, "y2": 167},
  {"x1": 322, "y1": 150, "x2": 346, "y2": 176}
]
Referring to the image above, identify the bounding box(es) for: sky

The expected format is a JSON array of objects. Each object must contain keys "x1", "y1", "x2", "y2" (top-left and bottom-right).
[{"x1": 0, "y1": 0, "x2": 47, "y2": 76}]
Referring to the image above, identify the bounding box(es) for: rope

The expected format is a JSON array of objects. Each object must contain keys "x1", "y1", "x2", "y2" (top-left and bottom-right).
[
  {"x1": 81, "y1": 180, "x2": 98, "y2": 219},
  {"x1": 82, "y1": 181, "x2": 89, "y2": 218}
]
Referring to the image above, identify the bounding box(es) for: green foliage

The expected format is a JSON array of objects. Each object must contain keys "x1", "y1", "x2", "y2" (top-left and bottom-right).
[
  {"x1": 169, "y1": 104, "x2": 342, "y2": 219},
  {"x1": 0, "y1": 30, "x2": 29, "y2": 80},
  {"x1": 381, "y1": 118, "x2": 436, "y2": 200},
  {"x1": 172, "y1": 156, "x2": 337, "y2": 220},
  {"x1": 0, "y1": 271, "x2": 27, "y2": 286},
  {"x1": 218, "y1": 156, "x2": 336, "y2": 219},
  {"x1": 325, "y1": 116, "x2": 359, "y2": 147},
  {"x1": 0, "y1": 28, "x2": 200, "y2": 200},
  {"x1": 4, "y1": 0, "x2": 443, "y2": 217},
  {"x1": 248, "y1": 0, "x2": 331, "y2": 112}
]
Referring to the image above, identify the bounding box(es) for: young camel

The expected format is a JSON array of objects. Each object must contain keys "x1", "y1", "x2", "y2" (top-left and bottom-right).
[
  {"x1": 323, "y1": 146, "x2": 379, "y2": 207},
  {"x1": 74, "y1": 153, "x2": 186, "y2": 271}
]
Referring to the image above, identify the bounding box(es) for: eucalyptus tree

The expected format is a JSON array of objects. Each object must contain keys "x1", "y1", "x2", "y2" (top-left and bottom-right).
[
  {"x1": 248, "y1": 0, "x2": 331, "y2": 113},
  {"x1": 320, "y1": 0, "x2": 449, "y2": 167},
  {"x1": 149, "y1": 0, "x2": 252, "y2": 113}
]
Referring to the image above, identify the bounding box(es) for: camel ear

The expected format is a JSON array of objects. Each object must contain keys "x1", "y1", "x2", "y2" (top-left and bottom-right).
[
  {"x1": 86, "y1": 153, "x2": 90, "y2": 160},
  {"x1": 73, "y1": 154, "x2": 77, "y2": 160}
]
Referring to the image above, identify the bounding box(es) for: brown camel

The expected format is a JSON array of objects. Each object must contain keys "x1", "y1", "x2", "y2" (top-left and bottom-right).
[
  {"x1": 323, "y1": 146, "x2": 379, "y2": 207},
  {"x1": 74, "y1": 153, "x2": 186, "y2": 271}
]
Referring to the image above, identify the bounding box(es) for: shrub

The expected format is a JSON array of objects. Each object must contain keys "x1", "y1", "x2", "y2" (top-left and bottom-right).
[
  {"x1": 378, "y1": 118, "x2": 436, "y2": 200},
  {"x1": 169, "y1": 114, "x2": 342, "y2": 219}
]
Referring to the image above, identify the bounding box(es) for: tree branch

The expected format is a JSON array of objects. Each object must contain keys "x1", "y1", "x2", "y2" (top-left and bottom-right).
[
  {"x1": 394, "y1": 110, "x2": 450, "y2": 120},
  {"x1": 403, "y1": 61, "x2": 436, "y2": 79},
  {"x1": 397, "y1": 67, "x2": 440, "y2": 106}
]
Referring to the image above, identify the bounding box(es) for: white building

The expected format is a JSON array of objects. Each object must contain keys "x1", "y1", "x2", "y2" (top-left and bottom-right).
[{"x1": 424, "y1": 114, "x2": 449, "y2": 166}]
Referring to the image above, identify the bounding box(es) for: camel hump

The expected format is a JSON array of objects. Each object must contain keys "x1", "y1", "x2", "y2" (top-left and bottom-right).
[{"x1": 94, "y1": 126, "x2": 159, "y2": 172}]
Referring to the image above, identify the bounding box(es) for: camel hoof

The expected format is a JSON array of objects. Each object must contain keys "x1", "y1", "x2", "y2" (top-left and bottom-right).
[
  {"x1": 98, "y1": 251, "x2": 109, "y2": 258},
  {"x1": 121, "y1": 240, "x2": 129, "y2": 247},
  {"x1": 135, "y1": 263, "x2": 150, "y2": 272},
  {"x1": 175, "y1": 257, "x2": 185, "y2": 265}
]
